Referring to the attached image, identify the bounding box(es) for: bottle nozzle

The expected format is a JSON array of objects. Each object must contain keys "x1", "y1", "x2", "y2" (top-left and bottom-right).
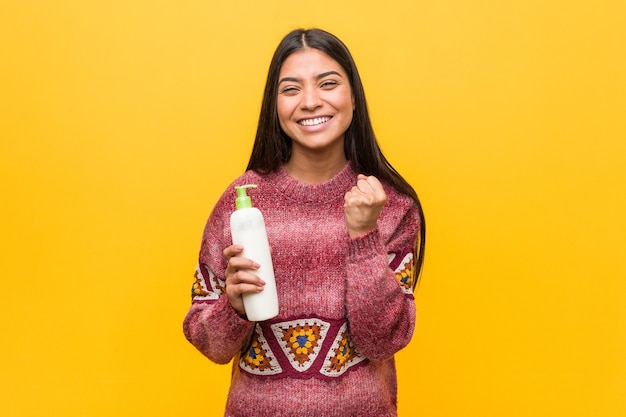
[{"x1": 234, "y1": 184, "x2": 257, "y2": 209}]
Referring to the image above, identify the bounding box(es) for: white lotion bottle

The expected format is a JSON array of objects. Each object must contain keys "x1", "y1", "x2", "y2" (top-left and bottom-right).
[{"x1": 229, "y1": 184, "x2": 279, "y2": 321}]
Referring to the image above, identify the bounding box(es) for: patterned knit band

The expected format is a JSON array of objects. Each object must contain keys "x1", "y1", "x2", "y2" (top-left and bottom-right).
[{"x1": 239, "y1": 316, "x2": 367, "y2": 380}]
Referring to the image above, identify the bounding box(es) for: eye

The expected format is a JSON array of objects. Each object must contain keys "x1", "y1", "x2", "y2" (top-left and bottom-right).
[
  {"x1": 320, "y1": 80, "x2": 339, "y2": 89},
  {"x1": 279, "y1": 85, "x2": 300, "y2": 95}
]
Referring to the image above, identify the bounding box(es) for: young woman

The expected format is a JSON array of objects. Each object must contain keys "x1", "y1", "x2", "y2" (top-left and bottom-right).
[{"x1": 183, "y1": 28, "x2": 425, "y2": 416}]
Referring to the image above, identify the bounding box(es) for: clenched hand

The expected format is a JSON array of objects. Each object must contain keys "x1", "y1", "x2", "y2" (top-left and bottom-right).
[{"x1": 344, "y1": 174, "x2": 387, "y2": 238}]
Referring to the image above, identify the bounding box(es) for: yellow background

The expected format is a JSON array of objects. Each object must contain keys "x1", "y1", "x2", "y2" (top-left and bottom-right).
[{"x1": 1, "y1": 1, "x2": 625, "y2": 416}]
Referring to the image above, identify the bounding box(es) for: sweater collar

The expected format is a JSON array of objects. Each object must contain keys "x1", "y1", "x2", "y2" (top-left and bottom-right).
[{"x1": 266, "y1": 162, "x2": 357, "y2": 203}]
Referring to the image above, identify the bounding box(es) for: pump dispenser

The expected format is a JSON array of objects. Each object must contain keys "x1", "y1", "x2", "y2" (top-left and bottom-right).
[{"x1": 230, "y1": 184, "x2": 278, "y2": 321}]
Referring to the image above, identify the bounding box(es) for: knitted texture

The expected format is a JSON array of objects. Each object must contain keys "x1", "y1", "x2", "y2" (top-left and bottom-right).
[{"x1": 183, "y1": 162, "x2": 421, "y2": 417}]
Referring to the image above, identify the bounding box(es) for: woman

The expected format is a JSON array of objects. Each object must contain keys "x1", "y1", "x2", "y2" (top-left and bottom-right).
[{"x1": 183, "y1": 28, "x2": 425, "y2": 416}]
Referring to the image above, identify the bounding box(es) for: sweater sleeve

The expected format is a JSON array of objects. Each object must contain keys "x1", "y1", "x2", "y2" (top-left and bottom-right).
[
  {"x1": 344, "y1": 200, "x2": 421, "y2": 361},
  {"x1": 182, "y1": 194, "x2": 255, "y2": 364}
]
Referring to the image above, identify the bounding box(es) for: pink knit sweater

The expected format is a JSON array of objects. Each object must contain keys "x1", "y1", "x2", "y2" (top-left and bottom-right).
[{"x1": 183, "y1": 162, "x2": 421, "y2": 417}]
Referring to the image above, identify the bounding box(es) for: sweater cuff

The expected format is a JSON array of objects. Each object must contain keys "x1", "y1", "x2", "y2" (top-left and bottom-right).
[
  {"x1": 217, "y1": 295, "x2": 254, "y2": 332},
  {"x1": 347, "y1": 228, "x2": 385, "y2": 261}
]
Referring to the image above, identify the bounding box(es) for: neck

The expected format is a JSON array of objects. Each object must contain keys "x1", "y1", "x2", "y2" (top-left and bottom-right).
[{"x1": 283, "y1": 151, "x2": 348, "y2": 184}]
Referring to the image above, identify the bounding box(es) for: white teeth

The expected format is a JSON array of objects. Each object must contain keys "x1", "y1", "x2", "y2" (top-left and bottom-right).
[{"x1": 299, "y1": 117, "x2": 330, "y2": 126}]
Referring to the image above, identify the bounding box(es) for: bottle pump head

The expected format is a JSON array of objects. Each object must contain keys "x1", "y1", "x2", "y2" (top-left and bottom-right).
[{"x1": 235, "y1": 184, "x2": 257, "y2": 209}]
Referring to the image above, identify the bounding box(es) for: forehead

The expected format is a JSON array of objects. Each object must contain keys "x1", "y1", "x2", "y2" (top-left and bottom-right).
[{"x1": 279, "y1": 48, "x2": 347, "y2": 78}]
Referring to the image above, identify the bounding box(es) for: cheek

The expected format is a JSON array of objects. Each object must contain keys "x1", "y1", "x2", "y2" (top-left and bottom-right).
[
  {"x1": 276, "y1": 98, "x2": 292, "y2": 126},
  {"x1": 343, "y1": 109, "x2": 354, "y2": 129},
  {"x1": 335, "y1": 91, "x2": 354, "y2": 114},
  {"x1": 339, "y1": 94, "x2": 355, "y2": 121}
]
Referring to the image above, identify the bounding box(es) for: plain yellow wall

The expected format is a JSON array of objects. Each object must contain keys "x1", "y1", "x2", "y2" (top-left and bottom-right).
[{"x1": 1, "y1": 1, "x2": 625, "y2": 416}]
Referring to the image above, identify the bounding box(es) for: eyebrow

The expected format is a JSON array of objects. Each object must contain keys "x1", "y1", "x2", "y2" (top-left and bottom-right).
[{"x1": 278, "y1": 71, "x2": 343, "y2": 85}]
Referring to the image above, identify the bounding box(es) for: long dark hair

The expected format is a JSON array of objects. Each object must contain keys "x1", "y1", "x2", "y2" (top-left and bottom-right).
[{"x1": 246, "y1": 28, "x2": 425, "y2": 284}]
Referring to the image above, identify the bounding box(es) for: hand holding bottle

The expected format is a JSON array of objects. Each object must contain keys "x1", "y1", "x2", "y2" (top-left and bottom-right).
[
  {"x1": 228, "y1": 185, "x2": 279, "y2": 321},
  {"x1": 344, "y1": 174, "x2": 387, "y2": 238},
  {"x1": 223, "y1": 244, "x2": 265, "y2": 317}
]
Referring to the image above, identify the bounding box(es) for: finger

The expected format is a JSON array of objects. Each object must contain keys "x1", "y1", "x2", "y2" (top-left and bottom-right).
[
  {"x1": 363, "y1": 175, "x2": 383, "y2": 190},
  {"x1": 344, "y1": 188, "x2": 364, "y2": 206},
  {"x1": 223, "y1": 244, "x2": 243, "y2": 260},
  {"x1": 348, "y1": 182, "x2": 377, "y2": 204},
  {"x1": 356, "y1": 177, "x2": 373, "y2": 194},
  {"x1": 344, "y1": 190, "x2": 372, "y2": 207},
  {"x1": 228, "y1": 269, "x2": 266, "y2": 285},
  {"x1": 227, "y1": 255, "x2": 261, "y2": 272},
  {"x1": 232, "y1": 282, "x2": 265, "y2": 294},
  {"x1": 358, "y1": 175, "x2": 387, "y2": 203}
]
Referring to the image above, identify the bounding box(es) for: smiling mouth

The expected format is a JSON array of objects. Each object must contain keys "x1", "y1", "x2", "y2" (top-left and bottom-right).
[{"x1": 298, "y1": 116, "x2": 331, "y2": 126}]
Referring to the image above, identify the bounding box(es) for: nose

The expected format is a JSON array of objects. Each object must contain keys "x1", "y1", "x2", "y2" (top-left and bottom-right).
[{"x1": 301, "y1": 86, "x2": 322, "y2": 111}]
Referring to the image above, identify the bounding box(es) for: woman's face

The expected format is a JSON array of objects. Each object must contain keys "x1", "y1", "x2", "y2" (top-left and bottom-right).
[{"x1": 276, "y1": 48, "x2": 355, "y2": 159}]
